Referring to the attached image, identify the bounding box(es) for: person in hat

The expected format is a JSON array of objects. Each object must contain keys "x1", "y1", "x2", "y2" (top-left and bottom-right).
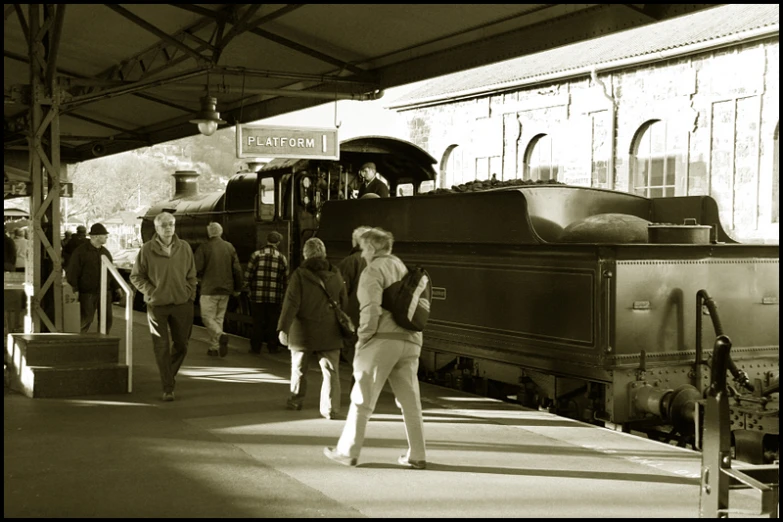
[
  {"x1": 62, "y1": 224, "x2": 88, "y2": 268},
  {"x1": 66, "y1": 222, "x2": 122, "y2": 333},
  {"x1": 243, "y1": 231, "x2": 288, "y2": 354},
  {"x1": 357, "y1": 162, "x2": 389, "y2": 199}
]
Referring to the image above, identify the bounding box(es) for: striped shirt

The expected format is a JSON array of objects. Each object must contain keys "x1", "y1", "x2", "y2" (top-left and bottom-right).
[{"x1": 244, "y1": 245, "x2": 288, "y2": 304}]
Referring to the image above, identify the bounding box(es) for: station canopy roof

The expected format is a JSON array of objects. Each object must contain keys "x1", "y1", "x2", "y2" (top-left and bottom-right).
[{"x1": 4, "y1": 4, "x2": 717, "y2": 171}]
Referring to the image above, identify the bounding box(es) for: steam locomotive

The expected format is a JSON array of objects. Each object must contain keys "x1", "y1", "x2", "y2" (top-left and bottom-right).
[{"x1": 129, "y1": 136, "x2": 779, "y2": 465}]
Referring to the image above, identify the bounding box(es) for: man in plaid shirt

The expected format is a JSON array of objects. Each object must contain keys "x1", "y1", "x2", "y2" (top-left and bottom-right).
[{"x1": 243, "y1": 231, "x2": 288, "y2": 354}]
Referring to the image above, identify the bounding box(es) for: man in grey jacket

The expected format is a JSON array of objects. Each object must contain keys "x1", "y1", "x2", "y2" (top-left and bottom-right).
[
  {"x1": 324, "y1": 227, "x2": 427, "y2": 469},
  {"x1": 130, "y1": 212, "x2": 197, "y2": 402},
  {"x1": 194, "y1": 222, "x2": 242, "y2": 357}
]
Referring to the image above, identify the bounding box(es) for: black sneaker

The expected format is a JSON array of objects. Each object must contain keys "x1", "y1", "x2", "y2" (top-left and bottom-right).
[
  {"x1": 207, "y1": 349, "x2": 219, "y2": 357},
  {"x1": 162, "y1": 392, "x2": 175, "y2": 402},
  {"x1": 218, "y1": 334, "x2": 229, "y2": 357},
  {"x1": 285, "y1": 400, "x2": 303, "y2": 411}
]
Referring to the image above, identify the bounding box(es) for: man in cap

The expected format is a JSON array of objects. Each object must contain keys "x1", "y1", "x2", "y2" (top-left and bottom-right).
[
  {"x1": 62, "y1": 224, "x2": 88, "y2": 268},
  {"x1": 66, "y1": 222, "x2": 121, "y2": 333},
  {"x1": 194, "y1": 222, "x2": 242, "y2": 357},
  {"x1": 243, "y1": 231, "x2": 288, "y2": 354},
  {"x1": 357, "y1": 162, "x2": 390, "y2": 199}
]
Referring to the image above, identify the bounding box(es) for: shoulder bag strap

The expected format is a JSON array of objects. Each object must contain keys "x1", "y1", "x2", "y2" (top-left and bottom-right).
[{"x1": 301, "y1": 269, "x2": 339, "y2": 309}]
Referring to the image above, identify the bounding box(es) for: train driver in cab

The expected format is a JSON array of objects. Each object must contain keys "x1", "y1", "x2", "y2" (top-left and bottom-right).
[{"x1": 357, "y1": 162, "x2": 389, "y2": 199}]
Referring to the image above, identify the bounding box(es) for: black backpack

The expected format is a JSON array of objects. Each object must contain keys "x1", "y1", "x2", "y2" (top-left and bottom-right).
[{"x1": 381, "y1": 266, "x2": 432, "y2": 332}]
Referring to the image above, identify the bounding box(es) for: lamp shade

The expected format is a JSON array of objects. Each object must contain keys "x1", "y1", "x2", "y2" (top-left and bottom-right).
[{"x1": 190, "y1": 96, "x2": 227, "y2": 136}]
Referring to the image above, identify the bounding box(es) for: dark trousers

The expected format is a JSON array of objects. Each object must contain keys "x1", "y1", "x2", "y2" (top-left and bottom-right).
[
  {"x1": 250, "y1": 302, "x2": 281, "y2": 352},
  {"x1": 79, "y1": 292, "x2": 113, "y2": 333},
  {"x1": 146, "y1": 301, "x2": 194, "y2": 393}
]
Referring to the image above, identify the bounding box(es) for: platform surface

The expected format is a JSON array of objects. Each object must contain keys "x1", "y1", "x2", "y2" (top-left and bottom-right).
[{"x1": 3, "y1": 308, "x2": 766, "y2": 518}]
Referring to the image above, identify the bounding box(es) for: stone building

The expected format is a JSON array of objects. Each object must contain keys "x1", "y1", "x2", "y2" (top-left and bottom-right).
[{"x1": 388, "y1": 4, "x2": 779, "y2": 243}]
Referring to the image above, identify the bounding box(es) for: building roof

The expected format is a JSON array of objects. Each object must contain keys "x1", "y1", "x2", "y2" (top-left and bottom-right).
[{"x1": 388, "y1": 4, "x2": 780, "y2": 110}]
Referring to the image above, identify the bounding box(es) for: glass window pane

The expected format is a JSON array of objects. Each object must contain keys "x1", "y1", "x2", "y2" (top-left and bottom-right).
[
  {"x1": 476, "y1": 157, "x2": 489, "y2": 181},
  {"x1": 489, "y1": 156, "x2": 501, "y2": 180},
  {"x1": 649, "y1": 187, "x2": 663, "y2": 198},
  {"x1": 396, "y1": 183, "x2": 414, "y2": 197},
  {"x1": 419, "y1": 180, "x2": 435, "y2": 194},
  {"x1": 666, "y1": 157, "x2": 676, "y2": 186},
  {"x1": 650, "y1": 159, "x2": 665, "y2": 187},
  {"x1": 258, "y1": 177, "x2": 275, "y2": 221}
]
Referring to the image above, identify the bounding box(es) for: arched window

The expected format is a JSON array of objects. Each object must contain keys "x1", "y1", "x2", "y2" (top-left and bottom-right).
[
  {"x1": 524, "y1": 134, "x2": 558, "y2": 181},
  {"x1": 441, "y1": 145, "x2": 464, "y2": 188},
  {"x1": 773, "y1": 123, "x2": 779, "y2": 224},
  {"x1": 630, "y1": 120, "x2": 682, "y2": 198}
]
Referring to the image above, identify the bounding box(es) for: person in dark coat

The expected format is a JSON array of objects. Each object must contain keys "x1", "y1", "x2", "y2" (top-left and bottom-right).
[
  {"x1": 4, "y1": 224, "x2": 17, "y2": 272},
  {"x1": 66, "y1": 223, "x2": 121, "y2": 333},
  {"x1": 357, "y1": 162, "x2": 389, "y2": 198},
  {"x1": 277, "y1": 237, "x2": 348, "y2": 419},
  {"x1": 194, "y1": 222, "x2": 242, "y2": 357},
  {"x1": 62, "y1": 225, "x2": 88, "y2": 269},
  {"x1": 336, "y1": 225, "x2": 372, "y2": 365}
]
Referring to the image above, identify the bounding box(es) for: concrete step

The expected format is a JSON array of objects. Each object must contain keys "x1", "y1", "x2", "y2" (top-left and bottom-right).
[
  {"x1": 9, "y1": 333, "x2": 121, "y2": 366},
  {"x1": 15, "y1": 363, "x2": 129, "y2": 398},
  {"x1": 5, "y1": 333, "x2": 129, "y2": 398}
]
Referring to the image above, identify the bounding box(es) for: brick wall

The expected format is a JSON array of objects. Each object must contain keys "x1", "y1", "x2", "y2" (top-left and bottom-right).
[{"x1": 398, "y1": 38, "x2": 779, "y2": 244}]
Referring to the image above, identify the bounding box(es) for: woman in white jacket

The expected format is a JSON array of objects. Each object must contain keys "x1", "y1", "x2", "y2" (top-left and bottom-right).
[{"x1": 324, "y1": 227, "x2": 427, "y2": 469}]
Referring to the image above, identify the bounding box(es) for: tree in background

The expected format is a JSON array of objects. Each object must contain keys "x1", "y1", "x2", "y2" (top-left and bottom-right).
[{"x1": 62, "y1": 128, "x2": 247, "y2": 226}]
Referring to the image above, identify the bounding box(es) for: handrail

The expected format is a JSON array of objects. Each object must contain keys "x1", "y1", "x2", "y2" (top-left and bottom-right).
[{"x1": 100, "y1": 255, "x2": 134, "y2": 393}]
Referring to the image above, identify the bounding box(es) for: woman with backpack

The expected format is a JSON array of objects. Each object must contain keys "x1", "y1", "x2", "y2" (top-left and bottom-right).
[{"x1": 323, "y1": 227, "x2": 427, "y2": 470}]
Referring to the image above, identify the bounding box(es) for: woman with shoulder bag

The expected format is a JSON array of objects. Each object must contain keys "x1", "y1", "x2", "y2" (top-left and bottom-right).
[{"x1": 277, "y1": 237, "x2": 349, "y2": 419}]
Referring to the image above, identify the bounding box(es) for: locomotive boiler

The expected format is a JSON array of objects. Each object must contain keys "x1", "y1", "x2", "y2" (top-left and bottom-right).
[{"x1": 316, "y1": 185, "x2": 779, "y2": 464}]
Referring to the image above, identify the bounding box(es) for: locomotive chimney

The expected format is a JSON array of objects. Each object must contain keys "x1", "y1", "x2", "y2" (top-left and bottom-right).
[{"x1": 171, "y1": 170, "x2": 199, "y2": 199}]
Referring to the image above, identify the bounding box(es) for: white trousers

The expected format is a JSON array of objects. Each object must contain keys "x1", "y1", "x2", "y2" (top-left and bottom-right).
[
  {"x1": 335, "y1": 338, "x2": 426, "y2": 461},
  {"x1": 200, "y1": 295, "x2": 229, "y2": 350}
]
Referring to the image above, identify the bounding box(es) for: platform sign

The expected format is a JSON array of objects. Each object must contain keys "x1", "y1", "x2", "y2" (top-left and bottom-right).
[
  {"x1": 4, "y1": 181, "x2": 74, "y2": 198},
  {"x1": 236, "y1": 124, "x2": 339, "y2": 160}
]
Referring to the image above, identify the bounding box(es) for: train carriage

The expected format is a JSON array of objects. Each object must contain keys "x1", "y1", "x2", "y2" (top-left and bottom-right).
[{"x1": 317, "y1": 185, "x2": 779, "y2": 464}]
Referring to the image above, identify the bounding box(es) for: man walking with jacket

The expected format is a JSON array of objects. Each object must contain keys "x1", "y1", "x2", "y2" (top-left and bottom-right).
[
  {"x1": 194, "y1": 222, "x2": 242, "y2": 357},
  {"x1": 130, "y1": 212, "x2": 197, "y2": 402}
]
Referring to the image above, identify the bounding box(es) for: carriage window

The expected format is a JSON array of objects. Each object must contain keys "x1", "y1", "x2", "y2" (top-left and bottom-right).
[
  {"x1": 258, "y1": 177, "x2": 275, "y2": 222},
  {"x1": 396, "y1": 183, "x2": 414, "y2": 197},
  {"x1": 419, "y1": 180, "x2": 435, "y2": 194}
]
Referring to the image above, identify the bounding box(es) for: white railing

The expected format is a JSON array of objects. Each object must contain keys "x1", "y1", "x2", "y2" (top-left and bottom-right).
[{"x1": 99, "y1": 255, "x2": 134, "y2": 393}]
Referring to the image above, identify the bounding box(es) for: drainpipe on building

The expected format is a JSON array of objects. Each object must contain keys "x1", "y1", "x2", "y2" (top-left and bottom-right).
[{"x1": 590, "y1": 68, "x2": 616, "y2": 190}]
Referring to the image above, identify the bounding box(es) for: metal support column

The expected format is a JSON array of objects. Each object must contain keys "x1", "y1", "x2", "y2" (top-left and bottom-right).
[{"x1": 27, "y1": 4, "x2": 66, "y2": 333}]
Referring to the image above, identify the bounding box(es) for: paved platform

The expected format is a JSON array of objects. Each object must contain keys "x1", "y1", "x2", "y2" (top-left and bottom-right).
[{"x1": 3, "y1": 307, "x2": 766, "y2": 518}]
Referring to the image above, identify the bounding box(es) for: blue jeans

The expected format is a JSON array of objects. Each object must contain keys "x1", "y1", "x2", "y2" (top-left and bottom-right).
[
  {"x1": 79, "y1": 292, "x2": 113, "y2": 333},
  {"x1": 146, "y1": 301, "x2": 194, "y2": 393}
]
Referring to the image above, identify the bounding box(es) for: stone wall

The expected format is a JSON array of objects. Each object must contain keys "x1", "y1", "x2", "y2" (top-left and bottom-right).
[{"x1": 398, "y1": 38, "x2": 779, "y2": 243}]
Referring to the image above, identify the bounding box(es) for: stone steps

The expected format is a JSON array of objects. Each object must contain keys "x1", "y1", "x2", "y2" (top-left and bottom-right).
[{"x1": 5, "y1": 333, "x2": 129, "y2": 398}]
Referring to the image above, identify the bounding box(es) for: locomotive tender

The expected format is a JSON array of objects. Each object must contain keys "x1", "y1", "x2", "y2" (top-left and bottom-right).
[{"x1": 133, "y1": 136, "x2": 778, "y2": 464}]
